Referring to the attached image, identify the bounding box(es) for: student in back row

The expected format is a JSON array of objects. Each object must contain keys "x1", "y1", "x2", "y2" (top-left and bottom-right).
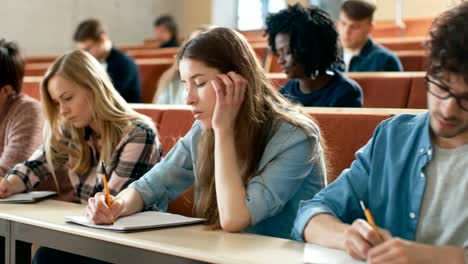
[
  {"x1": 294, "y1": 2, "x2": 468, "y2": 263},
  {"x1": 74, "y1": 19, "x2": 142, "y2": 103},
  {"x1": 0, "y1": 50, "x2": 161, "y2": 203},
  {"x1": 153, "y1": 25, "x2": 213, "y2": 104},
  {"x1": 337, "y1": 0, "x2": 403, "y2": 72},
  {"x1": 152, "y1": 15, "x2": 180, "y2": 48},
  {"x1": 266, "y1": 4, "x2": 363, "y2": 107},
  {"x1": 88, "y1": 27, "x2": 327, "y2": 241},
  {"x1": 0, "y1": 39, "x2": 44, "y2": 178}
]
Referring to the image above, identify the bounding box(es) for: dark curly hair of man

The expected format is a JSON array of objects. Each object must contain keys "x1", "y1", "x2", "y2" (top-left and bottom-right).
[
  {"x1": 426, "y1": 2, "x2": 468, "y2": 82},
  {"x1": 265, "y1": 4, "x2": 341, "y2": 76}
]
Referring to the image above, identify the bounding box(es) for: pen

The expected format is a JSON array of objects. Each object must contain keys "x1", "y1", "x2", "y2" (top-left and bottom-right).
[
  {"x1": 359, "y1": 200, "x2": 383, "y2": 241},
  {"x1": 100, "y1": 161, "x2": 113, "y2": 207}
]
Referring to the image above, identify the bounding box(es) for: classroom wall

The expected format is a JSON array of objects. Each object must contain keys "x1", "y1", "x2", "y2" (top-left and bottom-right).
[
  {"x1": 182, "y1": 0, "x2": 212, "y2": 35},
  {"x1": 375, "y1": 0, "x2": 456, "y2": 21},
  {"x1": 0, "y1": 0, "x2": 183, "y2": 55},
  {"x1": 211, "y1": 0, "x2": 237, "y2": 29},
  {"x1": 286, "y1": 0, "x2": 309, "y2": 5}
]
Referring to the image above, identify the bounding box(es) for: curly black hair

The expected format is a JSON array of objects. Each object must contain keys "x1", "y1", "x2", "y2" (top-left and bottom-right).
[
  {"x1": 427, "y1": 2, "x2": 468, "y2": 83},
  {"x1": 265, "y1": 4, "x2": 340, "y2": 76}
]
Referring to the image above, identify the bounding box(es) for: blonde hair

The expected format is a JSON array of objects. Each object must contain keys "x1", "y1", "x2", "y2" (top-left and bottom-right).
[
  {"x1": 178, "y1": 27, "x2": 325, "y2": 226},
  {"x1": 40, "y1": 50, "x2": 155, "y2": 185}
]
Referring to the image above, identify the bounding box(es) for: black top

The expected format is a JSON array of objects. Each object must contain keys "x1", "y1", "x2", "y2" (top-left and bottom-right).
[
  {"x1": 160, "y1": 38, "x2": 179, "y2": 48},
  {"x1": 279, "y1": 70, "x2": 363, "y2": 107},
  {"x1": 106, "y1": 48, "x2": 142, "y2": 103},
  {"x1": 347, "y1": 38, "x2": 403, "y2": 72}
]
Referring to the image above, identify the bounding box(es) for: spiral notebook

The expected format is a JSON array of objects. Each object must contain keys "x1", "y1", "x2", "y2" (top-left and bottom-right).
[
  {"x1": 0, "y1": 191, "x2": 57, "y2": 203},
  {"x1": 65, "y1": 211, "x2": 206, "y2": 232}
]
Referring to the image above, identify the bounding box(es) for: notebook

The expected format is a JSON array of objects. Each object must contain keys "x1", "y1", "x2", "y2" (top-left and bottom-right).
[
  {"x1": 65, "y1": 211, "x2": 206, "y2": 232},
  {"x1": 0, "y1": 191, "x2": 57, "y2": 203},
  {"x1": 303, "y1": 243, "x2": 366, "y2": 264}
]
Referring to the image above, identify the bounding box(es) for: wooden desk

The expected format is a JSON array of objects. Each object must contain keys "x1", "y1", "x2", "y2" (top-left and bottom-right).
[{"x1": 0, "y1": 200, "x2": 304, "y2": 264}]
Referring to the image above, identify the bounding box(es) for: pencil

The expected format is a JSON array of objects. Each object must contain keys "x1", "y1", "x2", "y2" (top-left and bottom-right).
[
  {"x1": 100, "y1": 161, "x2": 113, "y2": 207},
  {"x1": 359, "y1": 200, "x2": 383, "y2": 241}
]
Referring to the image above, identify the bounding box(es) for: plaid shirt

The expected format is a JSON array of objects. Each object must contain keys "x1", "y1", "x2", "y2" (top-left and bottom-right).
[{"x1": 7, "y1": 122, "x2": 161, "y2": 204}]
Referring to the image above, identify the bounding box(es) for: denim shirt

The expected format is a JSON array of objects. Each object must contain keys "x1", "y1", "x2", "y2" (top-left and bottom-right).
[
  {"x1": 130, "y1": 119, "x2": 327, "y2": 239},
  {"x1": 292, "y1": 113, "x2": 433, "y2": 241}
]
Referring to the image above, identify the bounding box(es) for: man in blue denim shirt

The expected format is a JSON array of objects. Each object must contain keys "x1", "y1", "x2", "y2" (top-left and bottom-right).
[
  {"x1": 293, "y1": 3, "x2": 468, "y2": 263},
  {"x1": 337, "y1": 0, "x2": 403, "y2": 72}
]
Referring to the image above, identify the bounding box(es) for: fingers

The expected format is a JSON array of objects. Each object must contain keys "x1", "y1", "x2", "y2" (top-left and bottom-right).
[
  {"x1": 211, "y1": 78, "x2": 225, "y2": 104},
  {"x1": 226, "y1": 71, "x2": 246, "y2": 105},
  {"x1": 217, "y1": 74, "x2": 234, "y2": 100},
  {"x1": 109, "y1": 198, "x2": 124, "y2": 219},
  {"x1": 87, "y1": 193, "x2": 115, "y2": 224},
  {"x1": 378, "y1": 228, "x2": 393, "y2": 241},
  {"x1": 368, "y1": 238, "x2": 406, "y2": 263},
  {"x1": 0, "y1": 179, "x2": 12, "y2": 198},
  {"x1": 354, "y1": 219, "x2": 383, "y2": 246},
  {"x1": 344, "y1": 225, "x2": 372, "y2": 260},
  {"x1": 215, "y1": 72, "x2": 246, "y2": 106},
  {"x1": 344, "y1": 219, "x2": 386, "y2": 260}
]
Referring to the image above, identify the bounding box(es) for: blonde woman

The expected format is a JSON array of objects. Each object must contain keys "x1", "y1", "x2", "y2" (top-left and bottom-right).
[
  {"x1": 89, "y1": 28, "x2": 327, "y2": 239},
  {"x1": 153, "y1": 25, "x2": 213, "y2": 104},
  {"x1": 0, "y1": 50, "x2": 162, "y2": 203}
]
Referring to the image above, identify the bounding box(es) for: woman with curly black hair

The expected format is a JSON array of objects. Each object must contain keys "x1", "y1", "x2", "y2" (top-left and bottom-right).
[{"x1": 265, "y1": 4, "x2": 363, "y2": 107}]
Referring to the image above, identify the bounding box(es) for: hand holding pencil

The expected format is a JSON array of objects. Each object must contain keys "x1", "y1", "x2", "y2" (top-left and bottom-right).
[
  {"x1": 100, "y1": 161, "x2": 113, "y2": 207},
  {"x1": 85, "y1": 161, "x2": 124, "y2": 225},
  {"x1": 343, "y1": 213, "x2": 392, "y2": 261}
]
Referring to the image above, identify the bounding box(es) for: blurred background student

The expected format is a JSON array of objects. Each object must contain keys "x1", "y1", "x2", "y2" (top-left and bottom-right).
[
  {"x1": 0, "y1": 39, "x2": 44, "y2": 178},
  {"x1": 153, "y1": 25, "x2": 214, "y2": 105}
]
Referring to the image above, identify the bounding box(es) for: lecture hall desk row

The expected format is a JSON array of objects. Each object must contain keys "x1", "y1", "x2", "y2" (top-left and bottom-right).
[
  {"x1": 0, "y1": 107, "x2": 424, "y2": 263},
  {"x1": 24, "y1": 36, "x2": 427, "y2": 65},
  {"x1": 23, "y1": 71, "x2": 428, "y2": 109}
]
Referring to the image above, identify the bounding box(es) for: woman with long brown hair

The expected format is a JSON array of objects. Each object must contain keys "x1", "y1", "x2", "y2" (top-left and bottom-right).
[{"x1": 88, "y1": 27, "x2": 327, "y2": 239}]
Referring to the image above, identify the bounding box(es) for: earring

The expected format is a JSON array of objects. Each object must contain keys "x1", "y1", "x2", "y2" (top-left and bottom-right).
[{"x1": 310, "y1": 70, "x2": 319, "y2": 80}]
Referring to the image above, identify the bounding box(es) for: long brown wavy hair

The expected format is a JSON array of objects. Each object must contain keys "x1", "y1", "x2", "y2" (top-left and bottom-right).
[{"x1": 177, "y1": 27, "x2": 325, "y2": 226}]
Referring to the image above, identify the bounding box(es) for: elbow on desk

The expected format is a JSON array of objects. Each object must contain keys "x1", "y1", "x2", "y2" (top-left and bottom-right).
[
  {"x1": 220, "y1": 219, "x2": 243, "y2": 233},
  {"x1": 220, "y1": 214, "x2": 250, "y2": 233}
]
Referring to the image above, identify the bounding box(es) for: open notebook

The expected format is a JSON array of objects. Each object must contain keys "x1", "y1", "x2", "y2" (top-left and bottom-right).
[
  {"x1": 0, "y1": 191, "x2": 57, "y2": 203},
  {"x1": 304, "y1": 243, "x2": 365, "y2": 264},
  {"x1": 65, "y1": 211, "x2": 206, "y2": 232}
]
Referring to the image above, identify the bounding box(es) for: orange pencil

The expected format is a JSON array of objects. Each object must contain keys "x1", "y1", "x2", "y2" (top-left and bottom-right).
[
  {"x1": 360, "y1": 200, "x2": 383, "y2": 241},
  {"x1": 100, "y1": 161, "x2": 112, "y2": 207}
]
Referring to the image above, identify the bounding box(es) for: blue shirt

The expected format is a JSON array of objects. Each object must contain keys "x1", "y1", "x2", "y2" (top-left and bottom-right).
[
  {"x1": 107, "y1": 48, "x2": 142, "y2": 103},
  {"x1": 129, "y1": 119, "x2": 327, "y2": 239},
  {"x1": 279, "y1": 70, "x2": 363, "y2": 107},
  {"x1": 346, "y1": 38, "x2": 403, "y2": 72},
  {"x1": 292, "y1": 113, "x2": 434, "y2": 241}
]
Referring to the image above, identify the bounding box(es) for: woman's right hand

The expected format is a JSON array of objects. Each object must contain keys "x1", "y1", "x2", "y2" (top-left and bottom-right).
[
  {"x1": 0, "y1": 174, "x2": 27, "y2": 198},
  {"x1": 87, "y1": 192, "x2": 125, "y2": 224}
]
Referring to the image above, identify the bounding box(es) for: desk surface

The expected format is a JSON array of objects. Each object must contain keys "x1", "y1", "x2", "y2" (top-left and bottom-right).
[{"x1": 0, "y1": 200, "x2": 304, "y2": 264}]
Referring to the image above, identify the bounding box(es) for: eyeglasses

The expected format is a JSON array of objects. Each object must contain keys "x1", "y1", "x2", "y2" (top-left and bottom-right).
[{"x1": 425, "y1": 76, "x2": 468, "y2": 112}]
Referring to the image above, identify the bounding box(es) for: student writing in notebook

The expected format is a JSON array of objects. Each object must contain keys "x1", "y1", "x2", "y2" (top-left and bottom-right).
[
  {"x1": 0, "y1": 50, "x2": 162, "y2": 264},
  {"x1": 0, "y1": 50, "x2": 162, "y2": 203},
  {"x1": 293, "y1": 3, "x2": 468, "y2": 263},
  {"x1": 88, "y1": 27, "x2": 327, "y2": 240},
  {"x1": 0, "y1": 39, "x2": 44, "y2": 178}
]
